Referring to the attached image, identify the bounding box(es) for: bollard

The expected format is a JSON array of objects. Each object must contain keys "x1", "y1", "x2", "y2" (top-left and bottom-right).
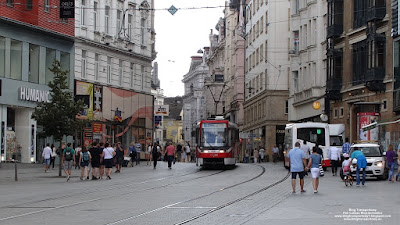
[{"x1": 14, "y1": 161, "x2": 18, "y2": 181}]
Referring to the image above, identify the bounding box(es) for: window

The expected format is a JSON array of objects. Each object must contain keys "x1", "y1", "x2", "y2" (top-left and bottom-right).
[
  {"x1": 260, "y1": 44, "x2": 264, "y2": 62},
  {"x1": 107, "y1": 57, "x2": 111, "y2": 83},
  {"x1": 81, "y1": 0, "x2": 86, "y2": 25},
  {"x1": 334, "y1": 108, "x2": 338, "y2": 118},
  {"x1": 130, "y1": 63, "x2": 135, "y2": 88},
  {"x1": 265, "y1": 40, "x2": 268, "y2": 61},
  {"x1": 352, "y1": 41, "x2": 367, "y2": 85},
  {"x1": 105, "y1": 6, "x2": 110, "y2": 34},
  {"x1": 340, "y1": 107, "x2": 344, "y2": 118},
  {"x1": 117, "y1": 10, "x2": 122, "y2": 35},
  {"x1": 353, "y1": 0, "x2": 367, "y2": 29},
  {"x1": 285, "y1": 100, "x2": 289, "y2": 114},
  {"x1": 0, "y1": 37, "x2": 5, "y2": 77},
  {"x1": 294, "y1": 71, "x2": 299, "y2": 91},
  {"x1": 382, "y1": 100, "x2": 387, "y2": 111},
  {"x1": 6, "y1": 0, "x2": 13, "y2": 7},
  {"x1": 119, "y1": 60, "x2": 123, "y2": 86},
  {"x1": 294, "y1": 31, "x2": 299, "y2": 54},
  {"x1": 43, "y1": 0, "x2": 50, "y2": 12},
  {"x1": 141, "y1": 65, "x2": 145, "y2": 90},
  {"x1": 294, "y1": 0, "x2": 299, "y2": 14},
  {"x1": 10, "y1": 40, "x2": 22, "y2": 81},
  {"x1": 141, "y1": 18, "x2": 146, "y2": 45},
  {"x1": 260, "y1": 72, "x2": 264, "y2": 90},
  {"x1": 304, "y1": 24, "x2": 308, "y2": 47},
  {"x1": 94, "y1": 53, "x2": 99, "y2": 81},
  {"x1": 260, "y1": 16, "x2": 264, "y2": 33},
  {"x1": 256, "y1": 48, "x2": 259, "y2": 65},
  {"x1": 45, "y1": 48, "x2": 56, "y2": 84},
  {"x1": 60, "y1": 52, "x2": 70, "y2": 86},
  {"x1": 26, "y1": 0, "x2": 33, "y2": 10},
  {"x1": 29, "y1": 44, "x2": 40, "y2": 83},
  {"x1": 81, "y1": 50, "x2": 87, "y2": 78},
  {"x1": 128, "y1": 14, "x2": 133, "y2": 41},
  {"x1": 265, "y1": 11, "x2": 268, "y2": 34},
  {"x1": 93, "y1": 2, "x2": 98, "y2": 31}
]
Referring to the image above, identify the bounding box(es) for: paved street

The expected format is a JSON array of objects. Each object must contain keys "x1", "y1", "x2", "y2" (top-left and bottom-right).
[{"x1": 0, "y1": 162, "x2": 398, "y2": 225}]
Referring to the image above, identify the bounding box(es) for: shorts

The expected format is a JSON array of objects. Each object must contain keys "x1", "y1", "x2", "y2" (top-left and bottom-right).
[
  {"x1": 291, "y1": 171, "x2": 305, "y2": 179},
  {"x1": 80, "y1": 161, "x2": 89, "y2": 167},
  {"x1": 310, "y1": 168, "x2": 320, "y2": 178},
  {"x1": 64, "y1": 160, "x2": 73, "y2": 170},
  {"x1": 100, "y1": 158, "x2": 105, "y2": 166},
  {"x1": 91, "y1": 160, "x2": 100, "y2": 168},
  {"x1": 104, "y1": 159, "x2": 113, "y2": 168},
  {"x1": 44, "y1": 158, "x2": 50, "y2": 166},
  {"x1": 116, "y1": 157, "x2": 124, "y2": 165}
]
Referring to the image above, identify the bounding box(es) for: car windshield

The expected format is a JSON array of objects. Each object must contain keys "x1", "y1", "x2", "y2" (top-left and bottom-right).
[{"x1": 350, "y1": 147, "x2": 381, "y2": 157}]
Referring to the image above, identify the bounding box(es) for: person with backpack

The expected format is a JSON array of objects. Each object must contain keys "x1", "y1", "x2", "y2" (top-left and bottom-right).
[
  {"x1": 152, "y1": 143, "x2": 160, "y2": 169},
  {"x1": 62, "y1": 143, "x2": 75, "y2": 181},
  {"x1": 79, "y1": 146, "x2": 91, "y2": 180}
]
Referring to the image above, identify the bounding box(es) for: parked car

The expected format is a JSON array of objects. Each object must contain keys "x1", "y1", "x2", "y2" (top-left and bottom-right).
[{"x1": 344, "y1": 143, "x2": 388, "y2": 180}]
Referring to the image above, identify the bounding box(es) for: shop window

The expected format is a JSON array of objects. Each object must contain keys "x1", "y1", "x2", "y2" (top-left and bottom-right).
[
  {"x1": 10, "y1": 40, "x2": 22, "y2": 81},
  {"x1": 45, "y1": 48, "x2": 56, "y2": 85},
  {"x1": 29, "y1": 44, "x2": 40, "y2": 83},
  {"x1": 0, "y1": 37, "x2": 5, "y2": 77}
]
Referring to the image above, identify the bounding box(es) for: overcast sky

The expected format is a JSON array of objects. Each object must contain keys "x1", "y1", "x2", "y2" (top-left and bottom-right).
[{"x1": 154, "y1": 0, "x2": 226, "y2": 97}]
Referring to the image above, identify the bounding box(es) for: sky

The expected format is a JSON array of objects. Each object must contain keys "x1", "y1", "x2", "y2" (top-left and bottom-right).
[{"x1": 154, "y1": 0, "x2": 226, "y2": 97}]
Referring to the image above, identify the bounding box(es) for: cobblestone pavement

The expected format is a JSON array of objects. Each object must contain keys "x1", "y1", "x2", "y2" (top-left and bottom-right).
[{"x1": 0, "y1": 162, "x2": 398, "y2": 225}]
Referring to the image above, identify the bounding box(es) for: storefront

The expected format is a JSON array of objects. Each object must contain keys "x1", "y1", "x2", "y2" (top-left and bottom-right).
[{"x1": 75, "y1": 81, "x2": 154, "y2": 150}]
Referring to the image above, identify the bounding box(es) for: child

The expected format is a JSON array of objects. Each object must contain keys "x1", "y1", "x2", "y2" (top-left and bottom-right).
[{"x1": 342, "y1": 153, "x2": 351, "y2": 179}]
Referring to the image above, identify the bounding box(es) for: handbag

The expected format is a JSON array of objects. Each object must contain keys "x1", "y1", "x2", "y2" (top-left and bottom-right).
[{"x1": 319, "y1": 164, "x2": 324, "y2": 177}]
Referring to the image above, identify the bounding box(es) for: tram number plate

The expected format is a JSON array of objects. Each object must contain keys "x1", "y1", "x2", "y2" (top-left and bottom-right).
[{"x1": 211, "y1": 154, "x2": 219, "y2": 157}]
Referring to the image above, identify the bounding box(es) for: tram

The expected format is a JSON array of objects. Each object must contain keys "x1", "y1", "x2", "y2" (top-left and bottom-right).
[{"x1": 195, "y1": 118, "x2": 239, "y2": 167}]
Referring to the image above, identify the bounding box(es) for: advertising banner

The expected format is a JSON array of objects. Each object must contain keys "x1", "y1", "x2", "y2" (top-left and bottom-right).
[
  {"x1": 75, "y1": 81, "x2": 103, "y2": 120},
  {"x1": 155, "y1": 105, "x2": 169, "y2": 116},
  {"x1": 357, "y1": 112, "x2": 380, "y2": 141}
]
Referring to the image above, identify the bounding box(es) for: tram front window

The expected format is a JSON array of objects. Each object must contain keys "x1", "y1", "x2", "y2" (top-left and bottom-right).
[{"x1": 201, "y1": 123, "x2": 227, "y2": 147}]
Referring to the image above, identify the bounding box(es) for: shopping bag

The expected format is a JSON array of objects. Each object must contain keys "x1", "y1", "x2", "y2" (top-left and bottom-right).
[{"x1": 319, "y1": 164, "x2": 324, "y2": 177}]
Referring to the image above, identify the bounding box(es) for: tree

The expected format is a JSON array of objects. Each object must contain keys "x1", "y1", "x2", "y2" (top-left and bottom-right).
[{"x1": 32, "y1": 59, "x2": 84, "y2": 176}]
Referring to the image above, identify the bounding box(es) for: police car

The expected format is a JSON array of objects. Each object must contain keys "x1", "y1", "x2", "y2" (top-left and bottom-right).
[{"x1": 349, "y1": 143, "x2": 388, "y2": 180}]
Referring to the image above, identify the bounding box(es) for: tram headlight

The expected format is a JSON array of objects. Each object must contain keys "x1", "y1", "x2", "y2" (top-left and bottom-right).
[
  {"x1": 219, "y1": 150, "x2": 224, "y2": 153},
  {"x1": 203, "y1": 150, "x2": 209, "y2": 153}
]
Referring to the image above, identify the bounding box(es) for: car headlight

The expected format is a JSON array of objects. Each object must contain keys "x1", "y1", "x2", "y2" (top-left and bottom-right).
[{"x1": 374, "y1": 161, "x2": 383, "y2": 167}]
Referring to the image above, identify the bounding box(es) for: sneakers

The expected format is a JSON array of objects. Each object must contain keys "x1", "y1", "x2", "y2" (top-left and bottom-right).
[
  {"x1": 106, "y1": 176, "x2": 111, "y2": 180},
  {"x1": 92, "y1": 176, "x2": 98, "y2": 180},
  {"x1": 314, "y1": 190, "x2": 318, "y2": 193},
  {"x1": 356, "y1": 184, "x2": 360, "y2": 187},
  {"x1": 301, "y1": 190, "x2": 306, "y2": 193},
  {"x1": 67, "y1": 175, "x2": 70, "y2": 181}
]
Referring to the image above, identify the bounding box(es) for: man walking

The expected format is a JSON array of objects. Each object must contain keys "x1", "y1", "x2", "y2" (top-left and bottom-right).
[
  {"x1": 62, "y1": 143, "x2": 75, "y2": 181},
  {"x1": 42, "y1": 143, "x2": 52, "y2": 173},
  {"x1": 165, "y1": 142, "x2": 176, "y2": 169},
  {"x1": 328, "y1": 143, "x2": 341, "y2": 176},
  {"x1": 350, "y1": 150, "x2": 367, "y2": 187},
  {"x1": 89, "y1": 142, "x2": 101, "y2": 180},
  {"x1": 135, "y1": 142, "x2": 141, "y2": 165},
  {"x1": 272, "y1": 145, "x2": 278, "y2": 163},
  {"x1": 152, "y1": 143, "x2": 160, "y2": 169},
  {"x1": 288, "y1": 142, "x2": 307, "y2": 193}
]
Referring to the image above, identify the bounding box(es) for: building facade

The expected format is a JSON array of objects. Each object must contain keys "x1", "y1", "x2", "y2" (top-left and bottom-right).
[
  {"x1": 182, "y1": 55, "x2": 209, "y2": 146},
  {"x1": 393, "y1": 0, "x2": 400, "y2": 145},
  {"x1": 74, "y1": 0, "x2": 155, "y2": 149},
  {"x1": 326, "y1": 0, "x2": 395, "y2": 145},
  {"x1": 0, "y1": 1, "x2": 74, "y2": 163},
  {"x1": 243, "y1": 0, "x2": 290, "y2": 160},
  {"x1": 288, "y1": 0, "x2": 327, "y2": 122},
  {"x1": 164, "y1": 97, "x2": 183, "y2": 145},
  {"x1": 151, "y1": 62, "x2": 166, "y2": 146}
]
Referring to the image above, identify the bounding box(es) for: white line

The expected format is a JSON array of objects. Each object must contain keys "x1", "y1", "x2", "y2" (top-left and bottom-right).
[{"x1": 167, "y1": 206, "x2": 217, "y2": 209}]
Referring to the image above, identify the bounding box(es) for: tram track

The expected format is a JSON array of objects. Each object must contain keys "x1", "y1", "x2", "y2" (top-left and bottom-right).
[
  {"x1": 105, "y1": 165, "x2": 267, "y2": 225},
  {"x1": 0, "y1": 168, "x2": 226, "y2": 222}
]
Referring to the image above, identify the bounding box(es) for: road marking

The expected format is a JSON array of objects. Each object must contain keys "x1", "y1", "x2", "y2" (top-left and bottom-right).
[{"x1": 167, "y1": 206, "x2": 217, "y2": 209}]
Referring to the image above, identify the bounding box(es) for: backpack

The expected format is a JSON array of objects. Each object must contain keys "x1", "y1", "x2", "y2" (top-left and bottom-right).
[
  {"x1": 152, "y1": 145, "x2": 158, "y2": 155},
  {"x1": 82, "y1": 152, "x2": 89, "y2": 162},
  {"x1": 64, "y1": 148, "x2": 73, "y2": 161}
]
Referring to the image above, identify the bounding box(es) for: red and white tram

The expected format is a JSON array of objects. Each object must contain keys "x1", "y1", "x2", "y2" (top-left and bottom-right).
[{"x1": 195, "y1": 119, "x2": 239, "y2": 167}]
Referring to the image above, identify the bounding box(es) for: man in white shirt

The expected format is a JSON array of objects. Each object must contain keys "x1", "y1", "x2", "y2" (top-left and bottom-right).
[
  {"x1": 328, "y1": 143, "x2": 341, "y2": 176},
  {"x1": 300, "y1": 140, "x2": 310, "y2": 175},
  {"x1": 42, "y1": 143, "x2": 52, "y2": 173}
]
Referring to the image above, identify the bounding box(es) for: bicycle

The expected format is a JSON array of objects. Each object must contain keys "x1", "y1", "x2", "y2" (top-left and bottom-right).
[{"x1": 344, "y1": 173, "x2": 353, "y2": 186}]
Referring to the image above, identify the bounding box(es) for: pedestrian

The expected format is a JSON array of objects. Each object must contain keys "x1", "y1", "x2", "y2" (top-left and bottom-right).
[
  {"x1": 244, "y1": 150, "x2": 249, "y2": 163},
  {"x1": 75, "y1": 145, "x2": 82, "y2": 169},
  {"x1": 259, "y1": 147, "x2": 265, "y2": 163},
  {"x1": 341, "y1": 138, "x2": 351, "y2": 155},
  {"x1": 253, "y1": 148, "x2": 259, "y2": 163},
  {"x1": 135, "y1": 142, "x2": 141, "y2": 165},
  {"x1": 152, "y1": 143, "x2": 160, "y2": 169},
  {"x1": 308, "y1": 146, "x2": 323, "y2": 193},
  {"x1": 146, "y1": 143, "x2": 152, "y2": 165},
  {"x1": 176, "y1": 144, "x2": 182, "y2": 162},
  {"x1": 62, "y1": 143, "x2": 75, "y2": 181},
  {"x1": 42, "y1": 143, "x2": 52, "y2": 173},
  {"x1": 328, "y1": 143, "x2": 341, "y2": 176},
  {"x1": 288, "y1": 142, "x2": 307, "y2": 193},
  {"x1": 49, "y1": 144, "x2": 57, "y2": 169},
  {"x1": 115, "y1": 142, "x2": 124, "y2": 173},
  {"x1": 300, "y1": 140, "x2": 310, "y2": 165},
  {"x1": 181, "y1": 146, "x2": 186, "y2": 162},
  {"x1": 102, "y1": 143, "x2": 116, "y2": 180},
  {"x1": 350, "y1": 149, "x2": 367, "y2": 187},
  {"x1": 99, "y1": 142, "x2": 105, "y2": 179},
  {"x1": 128, "y1": 142, "x2": 136, "y2": 167},
  {"x1": 79, "y1": 146, "x2": 91, "y2": 180},
  {"x1": 272, "y1": 145, "x2": 279, "y2": 163},
  {"x1": 386, "y1": 144, "x2": 396, "y2": 183},
  {"x1": 165, "y1": 142, "x2": 176, "y2": 169},
  {"x1": 185, "y1": 143, "x2": 191, "y2": 163},
  {"x1": 89, "y1": 142, "x2": 101, "y2": 180}
]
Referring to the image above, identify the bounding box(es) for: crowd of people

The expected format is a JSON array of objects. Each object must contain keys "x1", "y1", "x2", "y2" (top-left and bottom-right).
[{"x1": 42, "y1": 141, "x2": 194, "y2": 181}]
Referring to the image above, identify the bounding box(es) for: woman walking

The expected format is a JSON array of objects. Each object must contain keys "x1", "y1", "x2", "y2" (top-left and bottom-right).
[
  {"x1": 152, "y1": 143, "x2": 159, "y2": 169},
  {"x1": 50, "y1": 144, "x2": 57, "y2": 169},
  {"x1": 79, "y1": 146, "x2": 91, "y2": 180},
  {"x1": 386, "y1": 144, "x2": 396, "y2": 182},
  {"x1": 115, "y1": 142, "x2": 124, "y2": 173},
  {"x1": 146, "y1": 144, "x2": 152, "y2": 165},
  {"x1": 308, "y1": 146, "x2": 323, "y2": 193},
  {"x1": 102, "y1": 143, "x2": 115, "y2": 180}
]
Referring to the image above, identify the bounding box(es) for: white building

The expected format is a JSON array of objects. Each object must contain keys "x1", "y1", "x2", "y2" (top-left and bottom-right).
[
  {"x1": 151, "y1": 62, "x2": 166, "y2": 145},
  {"x1": 288, "y1": 0, "x2": 327, "y2": 122}
]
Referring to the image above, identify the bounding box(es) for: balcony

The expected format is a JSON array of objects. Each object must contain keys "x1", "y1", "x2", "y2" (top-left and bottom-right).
[
  {"x1": 327, "y1": 24, "x2": 343, "y2": 38},
  {"x1": 365, "y1": 67, "x2": 385, "y2": 91},
  {"x1": 366, "y1": 6, "x2": 386, "y2": 22},
  {"x1": 326, "y1": 78, "x2": 342, "y2": 100}
]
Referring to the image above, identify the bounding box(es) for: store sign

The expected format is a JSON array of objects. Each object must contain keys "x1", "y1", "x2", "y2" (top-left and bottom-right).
[
  {"x1": 155, "y1": 105, "x2": 169, "y2": 116},
  {"x1": 19, "y1": 87, "x2": 50, "y2": 103},
  {"x1": 114, "y1": 108, "x2": 122, "y2": 122},
  {"x1": 312, "y1": 101, "x2": 321, "y2": 110},
  {"x1": 60, "y1": 0, "x2": 75, "y2": 18}
]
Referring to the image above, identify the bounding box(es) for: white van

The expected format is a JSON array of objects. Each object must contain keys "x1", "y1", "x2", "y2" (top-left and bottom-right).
[{"x1": 328, "y1": 124, "x2": 345, "y2": 153}]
